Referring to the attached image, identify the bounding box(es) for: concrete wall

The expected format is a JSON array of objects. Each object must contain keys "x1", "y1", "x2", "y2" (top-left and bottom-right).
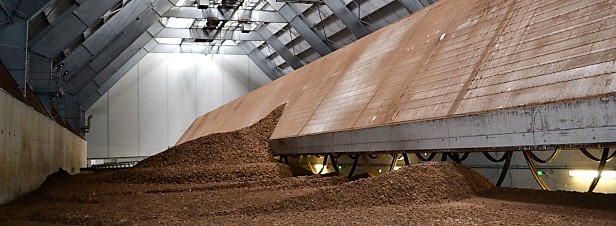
[
  {"x1": 85, "y1": 53, "x2": 271, "y2": 159},
  {"x1": 0, "y1": 89, "x2": 86, "y2": 204}
]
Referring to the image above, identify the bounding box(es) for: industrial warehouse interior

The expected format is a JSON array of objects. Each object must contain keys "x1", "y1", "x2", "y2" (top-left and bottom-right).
[{"x1": 1, "y1": 0, "x2": 616, "y2": 224}]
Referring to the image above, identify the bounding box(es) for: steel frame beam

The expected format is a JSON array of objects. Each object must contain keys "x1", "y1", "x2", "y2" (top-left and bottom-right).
[
  {"x1": 71, "y1": 11, "x2": 160, "y2": 100},
  {"x1": 278, "y1": 3, "x2": 333, "y2": 56},
  {"x1": 80, "y1": 47, "x2": 149, "y2": 109},
  {"x1": 0, "y1": 15, "x2": 27, "y2": 94},
  {"x1": 323, "y1": 0, "x2": 370, "y2": 39},
  {"x1": 58, "y1": 0, "x2": 174, "y2": 130},
  {"x1": 255, "y1": 26, "x2": 303, "y2": 69},
  {"x1": 150, "y1": 44, "x2": 247, "y2": 55},
  {"x1": 163, "y1": 6, "x2": 286, "y2": 23},
  {"x1": 0, "y1": 0, "x2": 14, "y2": 24},
  {"x1": 240, "y1": 41, "x2": 283, "y2": 80},
  {"x1": 72, "y1": 0, "x2": 275, "y2": 114},
  {"x1": 155, "y1": 28, "x2": 263, "y2": 40},
  {"x1": 397, "y1": 0, "x2": 426, "y2": 13},
  {"x1": 271, "y1": 96, "x2": 616, "y2": 155},
  {"x1": 63, "y1": 0, "x2": 166, "y2": 83},
  {"x1": 29, "y1": 0, "x2": 123, "y2": 58}
]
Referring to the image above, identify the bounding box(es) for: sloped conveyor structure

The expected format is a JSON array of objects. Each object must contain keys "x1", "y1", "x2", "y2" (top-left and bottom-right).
[{"x1": 177, "y1": 0, "x2": 616, "y2": 188}]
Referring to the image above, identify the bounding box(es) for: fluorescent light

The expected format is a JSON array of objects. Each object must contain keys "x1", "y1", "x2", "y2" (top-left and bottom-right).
[
  {"x1": 155, "y1": 38, "x2": 182, "y2": 45},
  {"x1": 195, "y1": 19, "x2": 208, "y2": 28},
  {"x1": 175, "y1": 0, "x2": 186, "y2": 6},
  {"x1": 221, "y1": 40, "x2": 237, "y2": 46},
  {"x1": 164, "y1": 17, "x2": 194, "y2": 28},
  {"x1": 314, "y1": 164, "x2": 326, "y2": 174},
  {"x1": 569, "y1": 170, "x2": 616, "y2": 179},
  {"x1": 181, "y1": 42, "x2": 208, "y2": 46}
]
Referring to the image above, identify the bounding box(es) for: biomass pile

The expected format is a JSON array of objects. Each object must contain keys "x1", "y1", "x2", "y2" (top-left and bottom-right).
[
  {"x1": 2, "y1": 106, "x2": 616, "y2": 225},
  {"x1": 100, "y1": 105, "x2": 309, "y2": 183},
  {"x1": 228, "y1": 162, "x2": 495, "y2": 216}
]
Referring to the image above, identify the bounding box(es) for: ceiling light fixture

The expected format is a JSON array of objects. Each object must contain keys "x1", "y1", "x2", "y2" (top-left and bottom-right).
[
  {"x1": 163, "y1": 17, "x2": 195, "y2": 28},
  {"x1": 155, "y1": 38, "x2": 183, "y2": 45},
  {"x1": 197, "y1": 0, "x2": 209, "y2": 9},
  {"x1": 195, "y1": 19, "x2": 208, "y2": 28}
]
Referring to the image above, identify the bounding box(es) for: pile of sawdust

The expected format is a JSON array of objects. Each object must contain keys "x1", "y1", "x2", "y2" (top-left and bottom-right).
[
  {"x1": 232, "y1": 162, "x2": 495, "y2": 215},
  {"x1": 101, "y1": 106, "x2": 301, "y2": 183}
]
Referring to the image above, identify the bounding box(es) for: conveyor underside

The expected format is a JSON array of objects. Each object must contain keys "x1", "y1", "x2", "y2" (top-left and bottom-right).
[{"x1": 271, "y1": 96, "x2": 616, "y2": 155}]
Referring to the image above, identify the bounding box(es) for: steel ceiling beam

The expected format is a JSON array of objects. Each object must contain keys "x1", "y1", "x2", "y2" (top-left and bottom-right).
[
  {"x1": 240, "y1": 41, "x2": 283, "y2": 80},
  {"x1": 421, "y1": 0, "x2": 435, "y2": 6},
  {"x1": 323, "y1": 0, "x2": 370, "y2": 39},
  {"x1": 64, "y1": 0, "x2": 171, "y2": 86},
  {"x1": 29, "y1": 0, "x2": 123, "y2": 58},
  {"x1": 155, "y1": 28, "x2": 263, "y2": 40},
  {"x1": 58, "y1": 0, "x2": 172, "y2": 87},
  {"x1": 397, "y1": 0, "x2": 426, "y2": 13},
  {"x1": 255, "y1": 26, "x2": 303, "y2": 69},
  {"x1": 163, "y1": 6, "x2": 286, "y2": 23},
  {"x1": 0, "y1": 0, "x2": 14, "y2": 24},
  {"x1": 69, "y1": 8, "x2": 161, "y2": 96},
  {"x1": 0, "y1": 16, "x2": 27, "y2": 91},
  {"x1": 150, "y1": 44, "x2": 247, "y2": 55},
  {"x1": 80, "y1": 41, "x2": 253, "y2": 109},
  {"x1": 75, "y1": 1, "x2": 258, "y2": 110},
  {"x1": 0, "y1": 0, "x2": 66, "y2": 112},
  {"x1": 14, "y1": 0, "x2": 53, "y2": 18},
  {"x1": 278, "y1": 3, "x2": 333, "y2": 56},
  {"x1": 63, "y1": 0, "x2": 173, "y2": 127},
  {"x1": 79, "y1": 41, "x2": 258, "y2": 109},
  {"x1": 61, "y1": 1, "x2": 151, "y2": 83},
  {"x1": 80, "y1": 48, "x2": 148, "y2": 109},
  {"x1": 78, "y1": 36, "x2": 160, "y2": 110}
]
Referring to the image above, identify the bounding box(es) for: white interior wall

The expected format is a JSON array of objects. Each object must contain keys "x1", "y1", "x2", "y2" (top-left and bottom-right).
[{"x1": 85, "y1": 53, "x2": 271, "y2": 159}]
